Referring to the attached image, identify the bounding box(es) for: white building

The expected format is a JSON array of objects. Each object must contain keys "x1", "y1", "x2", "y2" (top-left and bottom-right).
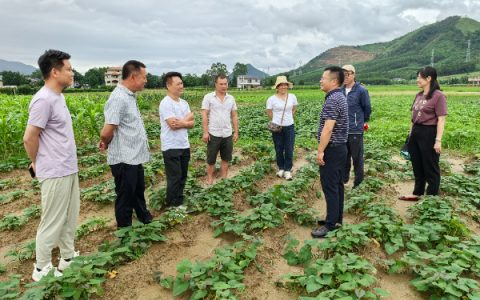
[
  {"x1": 0, "y1": 75, "x2": 3, "y2": 87},
  {"x1": 468, "y1": 77, "x2": 480, "y2": 86},
  {"x1": 237, "y1": 75, "x2": 261, "y2": 89},
  {"x1": 105, "y1": 67, "x2": 122, "y2": 86}
]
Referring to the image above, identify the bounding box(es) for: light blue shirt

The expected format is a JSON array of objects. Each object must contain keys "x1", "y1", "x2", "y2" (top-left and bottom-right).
[{"x1": 104, "y1": 84, "x2": 150, "y2": 165}]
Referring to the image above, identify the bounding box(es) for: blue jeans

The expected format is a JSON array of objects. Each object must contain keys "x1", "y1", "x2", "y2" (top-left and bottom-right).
[{"x1": 272, "y1": 124, "x2": 295, "y2": 171}]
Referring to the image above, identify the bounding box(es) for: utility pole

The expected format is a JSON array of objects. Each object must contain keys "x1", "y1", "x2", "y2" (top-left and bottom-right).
[
  {"x1": 430, "y1": 48, "x2": 435, "y2": 67},
  {"x1": 466, "y1": 39, "x2": 471, "y2": 62}
]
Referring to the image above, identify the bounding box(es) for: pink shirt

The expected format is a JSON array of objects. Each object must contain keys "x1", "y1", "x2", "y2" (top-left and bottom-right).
[
  {"x1": 27, "y1": 86, "x2": 78, "y2": 178},
  {"x1": 411, "y1": 90, "x2": 447, "y2": 125}
]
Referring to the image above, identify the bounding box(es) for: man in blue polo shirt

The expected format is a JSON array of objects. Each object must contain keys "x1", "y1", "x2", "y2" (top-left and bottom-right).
[{"x1": 312, "y1": 66, "x2": 349, "y2": 238}]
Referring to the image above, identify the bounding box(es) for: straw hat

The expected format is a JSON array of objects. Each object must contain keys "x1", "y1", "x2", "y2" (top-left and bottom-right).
[{"x1": 272, "y1": 75, "x2": 293, "y2": 89}]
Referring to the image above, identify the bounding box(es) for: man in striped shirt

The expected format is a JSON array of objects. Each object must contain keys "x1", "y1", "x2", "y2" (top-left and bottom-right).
[
  {"x1": 312, "y1": 66, "x2": 349, "y2": 238},
  {"x1": 99, "y1": 60, "x2": 153, "y2": 228}
]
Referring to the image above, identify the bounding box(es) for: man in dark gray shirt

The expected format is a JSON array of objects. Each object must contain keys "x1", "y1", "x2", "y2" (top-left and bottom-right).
[{"x1": 312, "y1": 66, "x2": 348, "y2": 238}]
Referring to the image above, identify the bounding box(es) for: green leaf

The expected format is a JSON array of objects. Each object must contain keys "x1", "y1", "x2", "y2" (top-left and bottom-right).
[
  {"x1": 374, "y1": 288, "x2": 390, "y2": 297},
  {"x1": 384, "y1": 242, "x2": 399, "y2": 255},
  {"x1": 172, "y1": 278, "x2": 190, "y2": 296},
  {"x1": 357, "y1": 274, "x2": 376, "y2": 287},
  {"x1": 306, "y1": 281, "x2": 323, "y2": 293},
  {"x1": 339, "y1": 281, "x2": 357, "y2": 291},
  {"x1": 213, "y1": 282, "x2": 232, "y2": 290},
  {"x1": 445, "y1": 284, "x2": 463, "y2": 297},
  {"x1": 191, "y1": 289, "x2": 208, "y2": 300},
  {"x1": 176, "y1": 259, "x2": 192, "y2": 274}
]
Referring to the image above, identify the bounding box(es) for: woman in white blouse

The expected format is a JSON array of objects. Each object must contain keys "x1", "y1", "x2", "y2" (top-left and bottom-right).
[{"x1": 266, "y1": 76, "x2": 298, "y2": 180}]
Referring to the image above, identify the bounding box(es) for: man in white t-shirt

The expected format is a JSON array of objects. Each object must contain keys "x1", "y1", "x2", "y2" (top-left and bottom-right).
[
  {"x1": 201, "y1": 74, "x2": 239, "y2": 184},
  {"x1": 159, "y1": 72, "x2": 194, "y2": 207}
]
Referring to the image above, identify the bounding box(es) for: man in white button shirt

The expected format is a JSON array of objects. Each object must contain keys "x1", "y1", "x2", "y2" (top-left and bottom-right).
[{"x1": 201, "y1": 74, "x2": 239, "y2": 184}]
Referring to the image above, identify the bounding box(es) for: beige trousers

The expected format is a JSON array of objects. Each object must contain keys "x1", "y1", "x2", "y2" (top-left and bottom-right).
[{"x1": 36, "y1": 173, "x2": 80, "y2": 268}]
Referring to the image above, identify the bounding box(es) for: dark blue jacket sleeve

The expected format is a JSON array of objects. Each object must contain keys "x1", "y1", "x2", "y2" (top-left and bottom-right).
[{"x1": 361, "y1": 88, "x2": 371, "y2": 122}]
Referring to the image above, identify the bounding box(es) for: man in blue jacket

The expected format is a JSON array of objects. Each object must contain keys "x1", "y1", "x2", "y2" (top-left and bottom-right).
[{"x1": 341, "y1": 65, "x2": 371, "y2": 188}]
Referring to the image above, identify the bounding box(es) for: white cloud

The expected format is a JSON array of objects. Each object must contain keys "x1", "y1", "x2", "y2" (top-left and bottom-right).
[
  {"x1": 400, "y1": 8, "x2": 442, "y2": 24},
  {"x1": 0, "y1": 0, "x2": 479, "y2": 75}
]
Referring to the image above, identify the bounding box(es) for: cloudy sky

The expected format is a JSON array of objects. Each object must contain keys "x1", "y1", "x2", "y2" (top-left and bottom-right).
[{"x1": 1, "y1": 0, "x2": 479, "y2": 75}]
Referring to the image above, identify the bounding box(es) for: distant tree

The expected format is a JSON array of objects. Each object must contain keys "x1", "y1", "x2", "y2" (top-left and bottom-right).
[
  {"x1": 261, "y1": 76, "x2": 276, "y2": 88},
  {"x1": 30, "y1": 69, "x2": 43, "y2": 80},
  {"x1": 30, "y1": 69, "x2": 44, "y2": 86},
  {"x1": 199, "y1": 74, "x2": 211, "y2": 86},
  {"x1": 73, "y1": 69, "x2": 84, "y2": 86},
  {"x1": 0, "y1": 71, "x2": 29, "y2": 86},
  {"x1": 84, "y1": 67, "x2": 107, "y2": 87},
  {"x1": 205, "y1": 62, "x2": 228, "y2": 85},
  {"x1": 230, "y1": 62, "x2": 247, "y2": 86},
  {"x1": 145, "y1": 73, "x2": 162, "y2": 89},
  {"x1": 183, "y1": 73, "x2": 200, "y2": 87}
]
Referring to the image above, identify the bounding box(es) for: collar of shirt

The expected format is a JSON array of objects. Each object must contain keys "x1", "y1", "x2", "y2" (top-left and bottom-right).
[
  {"x1": 325, "y1": 88, "x2": 343, "y2": 99},
  {"x1": 214, "y1": 92, "x2": 231, "y2": 101},
  {"x1": 117, "y1": 83, "x2": 135, "y2": 97}
]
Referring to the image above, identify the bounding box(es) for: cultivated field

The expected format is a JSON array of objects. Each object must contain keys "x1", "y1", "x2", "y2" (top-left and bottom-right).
[{"x1": 1, "y1": 86, "x2": 480, "y2": 300}]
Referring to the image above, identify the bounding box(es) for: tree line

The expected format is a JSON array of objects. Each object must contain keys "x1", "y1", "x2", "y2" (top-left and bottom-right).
[{"x1": 0, "y1": 62, "x2": 250, "y2": 89}]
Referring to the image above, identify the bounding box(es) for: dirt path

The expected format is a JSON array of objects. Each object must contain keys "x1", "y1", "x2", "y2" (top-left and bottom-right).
[{"x1": 101, "y1": 214, "x2": 225, "y2": 300}]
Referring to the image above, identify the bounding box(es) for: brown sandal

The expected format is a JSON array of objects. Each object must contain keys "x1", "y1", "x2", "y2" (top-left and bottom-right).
[{"x1": 398, "y1": 195, "x2": 419, "y2": 201}]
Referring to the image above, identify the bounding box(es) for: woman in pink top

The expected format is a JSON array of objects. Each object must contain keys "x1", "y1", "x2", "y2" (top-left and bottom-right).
[{"x1": 399, "y1": 66, "x2": 447, "y2": 201}]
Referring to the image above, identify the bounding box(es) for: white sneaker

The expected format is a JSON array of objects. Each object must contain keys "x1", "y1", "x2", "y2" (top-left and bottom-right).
[
  {"x1": 276, "y1": 170, "x2": 285, "y2": 178},
  {"x1": 32, "y1": 262, "x2": 62, "y2": 282},
  {"x1": 284, "y1": 171, "x2": 293, "y2": 180},
  {"x1": 58, "y1": 251, "x2": 80, "y2": 271}
]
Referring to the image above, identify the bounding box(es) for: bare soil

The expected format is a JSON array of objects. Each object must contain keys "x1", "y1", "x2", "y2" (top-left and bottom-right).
[{"x1": 0, "y1": 150, "x2": 476, "y2": 300}]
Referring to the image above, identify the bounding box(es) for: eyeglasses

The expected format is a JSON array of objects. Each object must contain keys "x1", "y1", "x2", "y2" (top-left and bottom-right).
[{"x1": 344, "y1": 71, "x2": 354, "y2": 77}]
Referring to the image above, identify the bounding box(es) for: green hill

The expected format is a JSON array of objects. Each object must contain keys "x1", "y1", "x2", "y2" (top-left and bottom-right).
[{"x1": 285, "y1": 16, "x2": 480, "y2": 85}]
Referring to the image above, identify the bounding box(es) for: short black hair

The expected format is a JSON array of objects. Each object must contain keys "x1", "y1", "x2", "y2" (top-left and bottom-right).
[
  {"x1": 215, "y1": 74, "x2": 228, "y2": 83},
  {"x1": 163, "y1": 71, "x2": 183, "y2": 87},
  {"x1": 324, "y1": 66, "x2": 344, "y2": 86},
  {"x1": 38, "y1": 49, "x2": 71, "y2": 79},
  {"x1": 122, "y1": 60, "x2": 146, "y2": 80}
]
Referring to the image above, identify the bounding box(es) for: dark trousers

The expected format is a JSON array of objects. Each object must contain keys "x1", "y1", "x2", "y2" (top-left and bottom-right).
[
  {"x1": 408, "y1": 124, "x2": 440, "y2": 196},
  {"x1": 110, "y1": 163, "x2": 152, "y2": 228},
  {"x1": 163, "y1": 148, "x2": 190, "y2": 207},
  {"x1": 344, "y1": 134, "x2": 364, "y2": 187},
  {"x1": 320, "y1": 143, "x2": 347, "y2": 230},
  {"x1": 272, "y1": 124, "x2": 295, "y2": 171}
]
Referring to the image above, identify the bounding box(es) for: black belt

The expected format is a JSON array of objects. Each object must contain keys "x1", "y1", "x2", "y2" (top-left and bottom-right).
[
  {"x1": 413, "y1": 123, "x2": 436, "y2": 128},
  {"x1": 327, "y1": 142, "x2": 346, "y2": 148}
]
